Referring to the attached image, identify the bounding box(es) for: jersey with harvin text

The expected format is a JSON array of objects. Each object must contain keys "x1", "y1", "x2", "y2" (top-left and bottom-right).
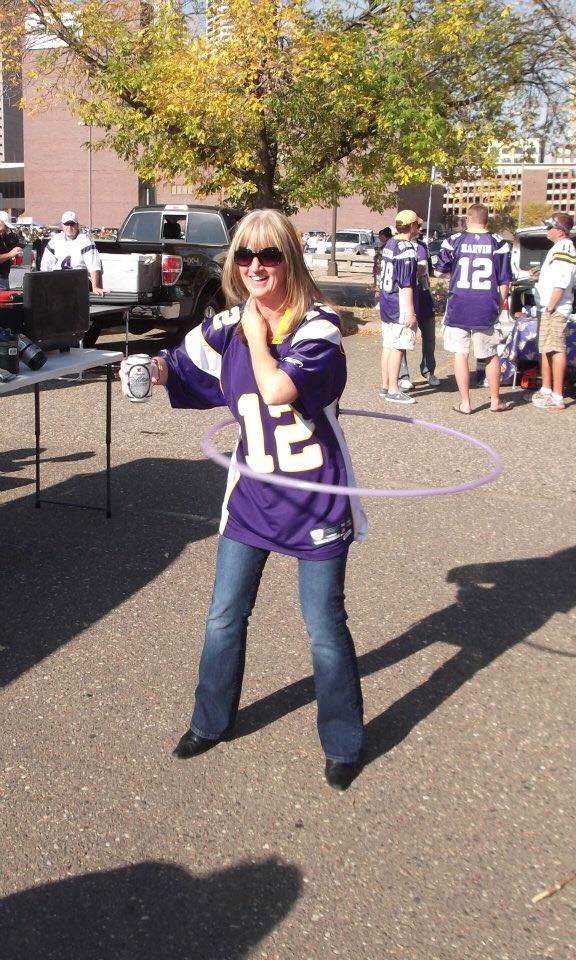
[
  {"x1": 435, "y1": 231, "x2": 512, "y2": 330},
  {"x1": 158, "y1": 304, "x2": 367, "y2": 560}
]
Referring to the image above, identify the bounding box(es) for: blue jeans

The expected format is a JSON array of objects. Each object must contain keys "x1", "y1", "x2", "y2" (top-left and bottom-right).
[
  {"x1": 191, "y1": 536, "x2": 364, "y2": 763},
  {"x1": 0, "y1": 276, "x2": 9, "y2": 291}
]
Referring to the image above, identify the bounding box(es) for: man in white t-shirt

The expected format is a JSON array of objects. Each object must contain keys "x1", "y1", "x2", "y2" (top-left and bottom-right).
[
  {"x1": 40, "y1": 211, "x2": 105, "y2": 296},
  {"x1": 532, "y1": 212, "x2": 576, "y2": 411}
]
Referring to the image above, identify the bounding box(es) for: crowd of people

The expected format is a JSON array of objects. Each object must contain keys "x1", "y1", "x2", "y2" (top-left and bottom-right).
[{"x1": 374, "y1": 203, "x2": 576, "y2": 413}]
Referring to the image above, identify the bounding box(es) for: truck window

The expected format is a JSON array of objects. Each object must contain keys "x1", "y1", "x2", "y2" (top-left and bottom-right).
[
  {"x1": 335, "y1": 232, "x2": 361, "y2": 244},
  {"x1": 221, "y1": 211, "x2": 244, "y2": 238},
  {"x1": 186, "y1": 212, "x2": 228, "y2": 245},
  {"x1": 162, "y1": 215, "x2": 186, "y2": 240},
  {"x1": 121, "y1": 211, "x2": 162, "y2": 242}
]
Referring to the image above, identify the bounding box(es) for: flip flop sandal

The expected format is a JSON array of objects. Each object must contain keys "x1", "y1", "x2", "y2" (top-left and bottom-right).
[
  {"x1": 452, "y1": 405, "x2": 473, "y2": 414},
  {"x1": 490, "y1": 402, "x2": 513, "y2": 412}
]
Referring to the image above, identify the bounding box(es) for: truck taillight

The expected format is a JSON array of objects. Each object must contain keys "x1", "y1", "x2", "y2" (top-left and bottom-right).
[{"x1": 162, "y1": 254, "x2": 183, "y2": 286}]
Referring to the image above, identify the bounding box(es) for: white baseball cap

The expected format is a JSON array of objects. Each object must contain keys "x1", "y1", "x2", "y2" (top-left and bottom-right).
[
  {"x1": 61, "y1": 210, "x2": 79, "y2": 224},
  {"x1": 0, "y1": 212, "x2": 15, "y2": 227}
]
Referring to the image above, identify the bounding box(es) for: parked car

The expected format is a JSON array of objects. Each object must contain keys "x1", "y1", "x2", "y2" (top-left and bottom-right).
[
  {"x1": 316, "y1": 229, "x2": 376, "y2": 257},
  {"x1": 303, "y1": 230, "x2": 327, "y2": 253}
]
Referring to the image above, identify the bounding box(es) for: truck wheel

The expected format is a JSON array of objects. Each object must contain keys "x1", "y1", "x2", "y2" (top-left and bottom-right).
[{"x1": 192, "y1": 290, "x2": 224, "y2": 330}]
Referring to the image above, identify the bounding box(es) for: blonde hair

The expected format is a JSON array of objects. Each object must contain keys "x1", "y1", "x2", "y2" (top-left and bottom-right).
[{"x1": 222, "y1": 209, "x2": 323, "y2": 332}]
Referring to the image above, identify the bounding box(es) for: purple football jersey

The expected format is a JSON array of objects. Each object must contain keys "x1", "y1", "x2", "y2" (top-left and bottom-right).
[
  {"x1": 377, "y1": 237, "x2": 418, "y2": 323},
  {"x1": 435, "y1": 230, "x2": 512, "y2": 330},
  {"x1": 159, "y1": 305, "x2": 367, "y2": 560}
]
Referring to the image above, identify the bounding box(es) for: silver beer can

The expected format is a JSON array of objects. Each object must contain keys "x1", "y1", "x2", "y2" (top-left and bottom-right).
[{"x1": 124, "y1": 354, "x2": 153, "y2": 402}]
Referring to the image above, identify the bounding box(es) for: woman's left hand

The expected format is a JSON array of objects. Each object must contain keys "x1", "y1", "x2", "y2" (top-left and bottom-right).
[{"x1": 242, "y1": 298, "x2": 270, "y2": 345}]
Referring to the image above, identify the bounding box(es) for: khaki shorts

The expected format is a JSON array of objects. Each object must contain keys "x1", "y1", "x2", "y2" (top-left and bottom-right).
[
  {"x1": 381, "y1": 321, "x2": 416, "y2": 351},
  {"x1": 538, "y1": 309, "x2": 568, "y2": 354},
  {"x1": 443, "y1": 324, "x2": 499, "y2": 359}
]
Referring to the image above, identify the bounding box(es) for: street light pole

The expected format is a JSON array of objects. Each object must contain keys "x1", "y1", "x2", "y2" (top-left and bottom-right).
[
  {"x1": 78, "y1": 121, "x2": 93, "y2": 231},
  {"x1": 517, "y1": 163, "x2": 525, "y2": 229},
  {"x1": 88, "y1": 124, "x2": 93, "y2": 232},
  {"x1": 425, "y1": 164, "x2": 435, "y2": 244}
]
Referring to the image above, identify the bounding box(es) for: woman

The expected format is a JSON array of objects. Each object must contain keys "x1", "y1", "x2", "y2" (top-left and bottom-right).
[{"x1": 127, "y1": 209, "x2": 367, "y2": 790}]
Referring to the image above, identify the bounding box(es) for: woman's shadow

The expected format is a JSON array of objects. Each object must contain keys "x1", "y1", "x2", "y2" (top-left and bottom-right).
[
  {"x1": 0, "y1": 858, "x2": 302, "y2": 960},
  {"x1": 235, "y1": 545, "x2": 576, "y2": 763}
]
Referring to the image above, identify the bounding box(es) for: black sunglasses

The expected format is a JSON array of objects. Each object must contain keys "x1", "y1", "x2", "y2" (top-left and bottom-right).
[{"x1": 233, "y1": 246, "x2": 284, "y2": 267}]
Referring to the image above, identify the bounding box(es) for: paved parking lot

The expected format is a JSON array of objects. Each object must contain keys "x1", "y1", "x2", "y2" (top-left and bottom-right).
[{"x1": 0, "y1": 324, "x2": 574, "y2": 959}]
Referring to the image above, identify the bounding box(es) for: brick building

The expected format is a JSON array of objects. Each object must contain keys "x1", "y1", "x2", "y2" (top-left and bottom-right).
[{"x1": 444, "y1": 155, "x2": 576, "y2": 228}]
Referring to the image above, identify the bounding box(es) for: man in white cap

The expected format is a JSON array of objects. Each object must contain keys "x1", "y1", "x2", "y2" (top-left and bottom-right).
[
  {"x1": 0, "y1": 213, "x2": 23, "y2": 292},
  {"x1": 40, "y1": 211, "x2": 105, "y2": 295}
]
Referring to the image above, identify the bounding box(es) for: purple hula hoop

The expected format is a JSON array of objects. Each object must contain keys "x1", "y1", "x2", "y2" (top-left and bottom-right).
[{"x1": 200, "y1": 408, "x2": 503, "y2": 499}]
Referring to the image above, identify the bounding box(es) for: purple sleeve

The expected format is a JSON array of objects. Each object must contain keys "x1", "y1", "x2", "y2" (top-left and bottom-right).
[
  {"x1": 277, "y1": 338, "x2": 346, "y2": 419},
  {"x1": 394, "y1": 255, "x2": 417, "y2": 288},
  {"x1": 495, "y1": 247, "x2": 512, "y2": 285},
  {"x1": 158, "y1": 318, "x2": 230, "y2": 410},
  {"x1": 435, "y1": 242, "x2": 454, "y2": 274}
]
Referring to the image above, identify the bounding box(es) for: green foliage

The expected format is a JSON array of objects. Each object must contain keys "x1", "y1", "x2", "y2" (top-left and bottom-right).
[
  {"x1": 520, "y1": 201, "x2": 556, "y2": 227},
  {"x1": 4, "y1": 0, "x2": 535, "y2": 211}
]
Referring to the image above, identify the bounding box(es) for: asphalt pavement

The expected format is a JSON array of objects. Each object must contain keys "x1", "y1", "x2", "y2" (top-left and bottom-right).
[{"x1": 0, "y1": 316, "x2": 574, "y2": 960}]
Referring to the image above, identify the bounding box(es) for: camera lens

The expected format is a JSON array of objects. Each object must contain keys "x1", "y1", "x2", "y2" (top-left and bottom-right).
[{"x1": 17, "y1": 333, "x2": 46, "y2": 370}]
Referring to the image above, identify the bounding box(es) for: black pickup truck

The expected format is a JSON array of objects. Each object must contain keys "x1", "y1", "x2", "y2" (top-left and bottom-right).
[{"x1": 83, "y1": 203, "x2": 244, "y2": 345}]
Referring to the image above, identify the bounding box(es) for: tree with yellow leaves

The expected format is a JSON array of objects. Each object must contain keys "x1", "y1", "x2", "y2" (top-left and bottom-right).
[{"x1": 2, "y1": 0, "x2": 539, "y2": 211}]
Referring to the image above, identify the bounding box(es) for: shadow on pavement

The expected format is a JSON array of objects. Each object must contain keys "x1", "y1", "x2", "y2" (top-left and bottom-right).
[
  {"x1": 0, "y1": 457, "x2": 225, "y2": 688},
  {"x1": 234, "y1": 546, "x2": 576, "y2": 766},
  {"x1": 0, "y1": 858, "x2": 302, "y2": 960},
  {"x1": 0, "y1": 448, "x2": 96, "y2": 492}
]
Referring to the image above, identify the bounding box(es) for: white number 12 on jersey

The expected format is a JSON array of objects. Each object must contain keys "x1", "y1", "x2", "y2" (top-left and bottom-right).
[
  {"x1": 237, "y1": 393, "x2": 323, "y2": 474},
  {"x1": 456, "y1": 256, "x2": 493, "y2": 290}
]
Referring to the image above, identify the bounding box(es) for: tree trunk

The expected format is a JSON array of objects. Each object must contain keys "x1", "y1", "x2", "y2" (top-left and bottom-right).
[{"x1": 247, "y1": 128, "x2": 282, "y2": 210}]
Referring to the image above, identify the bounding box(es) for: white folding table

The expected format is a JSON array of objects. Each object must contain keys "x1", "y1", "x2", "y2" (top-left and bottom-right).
[{"x1": 0, "y1": 349, "x2": 123, "y2": 518}]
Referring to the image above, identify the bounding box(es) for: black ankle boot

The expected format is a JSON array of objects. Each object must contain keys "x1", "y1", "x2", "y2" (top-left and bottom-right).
[
  {"x1": 324, "y1": 758, "x2": 361, "y2": 790},
  {"x1": 172, "y1": 730, "x2": 219, "y2": 759}
]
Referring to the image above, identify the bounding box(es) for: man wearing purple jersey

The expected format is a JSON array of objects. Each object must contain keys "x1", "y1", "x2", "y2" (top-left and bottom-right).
[
  {"x1": 121, "y1": 210, "x2": 367, "y2": 791},
  {"x1": 435, "y1": 203, "x2": 512, "y2": 414},
  {"x1": 377, "y1": 210, "x2": 420, "y2": 405}
]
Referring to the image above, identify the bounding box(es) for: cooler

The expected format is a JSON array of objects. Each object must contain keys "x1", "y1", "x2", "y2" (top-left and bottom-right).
[{"x1": 100, "y1": 253, "x2": 161, "y2": 295}]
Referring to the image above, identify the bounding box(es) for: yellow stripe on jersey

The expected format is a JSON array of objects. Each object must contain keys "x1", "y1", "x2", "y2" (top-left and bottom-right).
[
  {"x1": 551, "y1": 252, "x2": 576, "y2": 264},
  {"x1": 271, "y1": 309, "x2": 295, "y2": 344}
]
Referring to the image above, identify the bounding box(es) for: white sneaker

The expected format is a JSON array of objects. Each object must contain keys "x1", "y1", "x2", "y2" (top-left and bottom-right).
[
  {"x1": 531, "y1": 389, "x2": 551, "y2": 404},
  {"x1": 427, "y1": 374, "x2": 440, "y2": 387},
  {"x1": 378, "y1": 387, "x2": 388, "y2": 398},
  {"x1": 399, "y1": 378, "x2": 413, "y2": 391},
  {"x1": 533, "y1": 393, "x2": 565, "y2": 410},
  {"x1": 385, "y1": 390, "x2": 416, "y2": 405}
]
